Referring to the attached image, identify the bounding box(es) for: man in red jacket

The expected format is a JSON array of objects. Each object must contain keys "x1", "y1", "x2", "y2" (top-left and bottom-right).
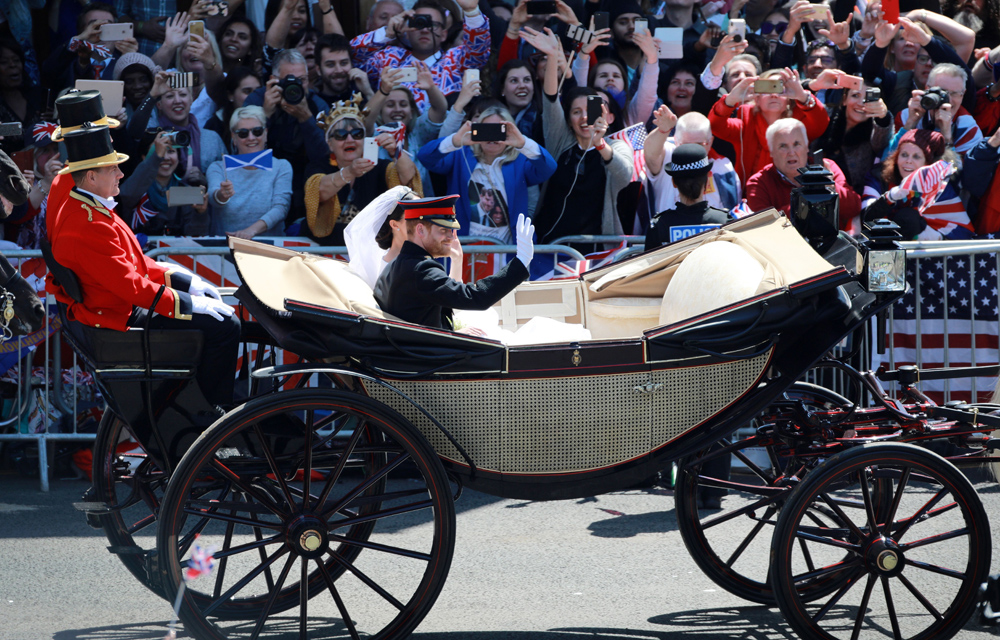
[
  {"x1": 745, "y1": 118, "x2": 862, "y2": 233},
  {"x1": 45, "y1": 125, "x2": 240, "y2": 406}
]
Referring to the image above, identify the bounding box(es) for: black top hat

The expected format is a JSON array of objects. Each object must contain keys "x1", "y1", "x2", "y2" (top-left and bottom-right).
[
  {"x1": 57, "y1": 125, "x2": 129, "y2": 175},
  {"x1": 0, "y1": 149, "x2": 31, "y2": 207},
  {"x1": 666, "y1": 144, "x2": 712, "y2": 179},
  {"x1": 401, "y1": 195, "x2": 461, "y2": 229},
  {"x1": 52, "y1": 90, "x2": 120, "y2": 141}
]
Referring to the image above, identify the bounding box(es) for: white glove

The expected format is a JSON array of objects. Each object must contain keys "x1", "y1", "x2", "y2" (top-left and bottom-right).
[
  {"x1": 888, "y1": 186, "x2": 909, "y2": 203},
  {"x1": 515, "y1": 213, "x2": 535, "y2": 268},
  {"x1": 192, "y1": 296, "x2": 235, "y2": 321},
  {"x1": 189, "y1": 274, "x2": 222, "y2": 300}
]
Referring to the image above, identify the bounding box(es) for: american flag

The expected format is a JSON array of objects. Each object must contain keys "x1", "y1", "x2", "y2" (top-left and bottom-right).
[
  {"x1": 538, "y1": 241, "x2": 627, "y2": 280},
  {"x1": 898, "y1": 160, "x2": 956, "y2": 214},
  {"x1": 607, "y1": 124, "x2": 648, "y2": 182},
  {"x1": 132, "y1": 193, "x2": 158, "y2": 227},
  {"x1": 888, "y1": 241, "x2": 999, "y2": 403}
]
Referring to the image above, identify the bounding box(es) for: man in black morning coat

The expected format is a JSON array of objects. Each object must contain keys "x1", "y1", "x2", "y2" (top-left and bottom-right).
[{"x1": 374, "y1": 195, "x2": 535, "y2": 331}]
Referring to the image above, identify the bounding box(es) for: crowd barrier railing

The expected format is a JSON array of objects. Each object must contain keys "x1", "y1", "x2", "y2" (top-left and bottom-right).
[{"x1": 5, "y1": 235, "x2": 1000, "y2": 488}]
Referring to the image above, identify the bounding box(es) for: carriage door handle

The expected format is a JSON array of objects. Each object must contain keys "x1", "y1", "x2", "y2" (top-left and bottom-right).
[{"x1": 633, "y1": 382, "x2": 664, "y2": 394}]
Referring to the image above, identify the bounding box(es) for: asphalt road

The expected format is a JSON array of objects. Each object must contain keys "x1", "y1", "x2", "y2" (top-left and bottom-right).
[{"x1": 1, "y1": 471, "x2": 999, "y2": 640}]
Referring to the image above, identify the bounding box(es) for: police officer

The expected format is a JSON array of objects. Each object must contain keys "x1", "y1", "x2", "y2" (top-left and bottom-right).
[{"x1": 644, "y1": 144, "x2": 731, "y2": 251}]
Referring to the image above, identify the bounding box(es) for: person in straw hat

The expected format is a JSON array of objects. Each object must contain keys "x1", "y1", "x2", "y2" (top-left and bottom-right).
[{"x1": 44, "y1": 124, "x2": 241, "y2": 407}]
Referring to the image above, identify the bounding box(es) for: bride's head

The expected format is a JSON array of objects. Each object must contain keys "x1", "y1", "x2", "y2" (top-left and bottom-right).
[{"x1": 376, "y1": 189, "x2": 419, "y2": 250}]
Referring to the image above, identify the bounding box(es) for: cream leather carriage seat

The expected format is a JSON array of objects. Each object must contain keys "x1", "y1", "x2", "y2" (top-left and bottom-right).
[{"x1": 231, "y1": 238, "x2": 398, "y2": 320}]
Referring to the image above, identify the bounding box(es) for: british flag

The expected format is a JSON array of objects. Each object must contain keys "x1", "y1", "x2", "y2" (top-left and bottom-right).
[
  {"x1": 184, "y1": 537, "x2": 215, "y2": 581},
  {"x1": 607, "y1": 124, "x2": 648, "y2": 182},
  {"x1": 32, "y1": 122, "x2": 57, "y2": 144},
  {"x1": 538, "y1": 241, "x2": 627, "y2": 280},
  {"x1": 888, "y1": 241, "x2": 999, "y2": 403},
  {"x1": 132, "y1": 193, "x2": 158, "y2": 228},
  {"x1": 898, "y1": 160, "x2": 956, "y2": 214}
]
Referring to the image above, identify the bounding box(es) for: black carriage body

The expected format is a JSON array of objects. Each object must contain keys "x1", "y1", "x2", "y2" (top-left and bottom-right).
[{"x1": 233, "y1": 210, "x2": 896, "y2": 501}]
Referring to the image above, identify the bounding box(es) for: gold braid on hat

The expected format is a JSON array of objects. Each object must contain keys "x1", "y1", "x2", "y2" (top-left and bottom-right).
[{"x1": 317, "y1": 93, "x2": 368, "y2": 133}]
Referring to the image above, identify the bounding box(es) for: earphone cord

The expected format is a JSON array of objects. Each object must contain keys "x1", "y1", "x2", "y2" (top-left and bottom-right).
[{"x1": 546, "y1": 127, "x2": 596, "y2": 244}]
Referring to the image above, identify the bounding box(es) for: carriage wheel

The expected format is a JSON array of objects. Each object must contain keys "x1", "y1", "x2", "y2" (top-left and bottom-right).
[
  {"x1": 771, "y1": 442, "x2": 990, "y2": 640},
  {"x1": 675, "y1": 382, "x2": 855, "y2": 605},
  {"x1": 91, "y1": 410, "x2": 168, "y2": 596},
  {"x1": 155, "y1": 389, "x2": 456, "y2": 640}
]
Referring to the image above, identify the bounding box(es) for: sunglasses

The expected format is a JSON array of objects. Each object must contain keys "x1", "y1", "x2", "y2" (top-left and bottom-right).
[
  {"x1": 759, "y1": 21, "x2": 788, "y2": 35},
  {"x1": 233, "y1": 126, "x2": 264, "y2": 138},
  {"x1": 330, "y1": 127, "x2": 365, "y2": 141}
]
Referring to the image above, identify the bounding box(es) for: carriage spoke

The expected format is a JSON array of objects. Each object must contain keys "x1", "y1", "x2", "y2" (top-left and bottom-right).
[
  {"x1": 329, "y1": 550, "x2": 407, "y2": 609},
  {"x1": 329, "y1": 499, "x2": 434, "y2": 530},
  {"x1": 881, "y1": 576, "x2": 904, "y2": 640},
  {"x1": 247, "y1": 543, "x2": 296, "y2": 640},
  {"x1": 181, "y1": 506, "x2": 284, "y2": 532},
  {"x1": 850, "y1": 574, "x2": 878, "y2": 640},
  {"x1": 891, "y1": 487, "x2": 947, "y2": 541},
  {"x1": 317, "y1": 555, "x2": 362, "y2": 640},
  {"x1": 213, "y1": 505, "x2": 239, "y2": 599},
  {"x1": 126, "y1": 513, "x2": 156, "y2": 536},
  {"x1": 328, "y1": 533, "x2": 432, "y2": 561},
  {"x1": 818, "y1": 492, "x2": 868, "y2": 542},
  {"x1": 299, "y1": 557, "x2": 308, "y2": 639},
  {"x1": 724, "y1": 505, "x2": 776, "y2": 568},
  {"x1": 253, "y1": 423, "x2": 298, "y2": 510},
  {"x1": 315, "y1": 420, "x2": 367, "y2": 511},
  {"x1": 792, "y1": 559, "x2": 861, "y2": 585},
  {"x1": 811, "y1": 569, "x2": 863, "y2": 623},
  {"x1": 793, "y1": 527, "x2": 859, "y2": 552},
  {"x1": 906, "y1": 558, "x2": 968, "y2": 581},
  {"x1": 211, "y1": 532, "x2": 283, "y2": 560},
  {"x1": 897, "y1": 572, "x2": 945, "y2": 619},
  {"x1": 178, "y1": 484, "x2": 233, "y2": 557},
  {"x1": 881, "y1": 467, "x2": 911, "y2": 536},
  {"x1": 202, "y1": 546, "x2": 290, "y2": 616},
  {"x1": 210, "y1": 459, "x2": 288, "y2": 518},
  {"x1": 859, "y1": 469, "x2": 878, "y2": 535},
  {"x1": 699, "y1": 491, "x2": 783, "y2": 530},
  {"x1": 322, "y1": 453, "x2": 410, "y2": 520},
  {"x1": 303, "y1": 410, "x2": 314, "y2": 511},
  {"x1": 902, "y1": 527, "x2": 970, "y2": 551}
]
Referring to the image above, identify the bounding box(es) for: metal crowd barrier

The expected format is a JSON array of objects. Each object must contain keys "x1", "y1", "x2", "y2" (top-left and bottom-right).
[{"x1": 5, "y1": 235, "x2": 1000, "y2": 488}]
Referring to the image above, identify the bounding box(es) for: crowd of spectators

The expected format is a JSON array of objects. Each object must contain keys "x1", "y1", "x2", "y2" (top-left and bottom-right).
[{"x1": 3, "y1": 0, "x2": 1000, "y2": 267}]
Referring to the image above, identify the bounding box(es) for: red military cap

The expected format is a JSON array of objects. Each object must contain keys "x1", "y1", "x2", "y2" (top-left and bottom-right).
[{"x1": 401, "y1": 195, "x2": 461, "y2": 229}]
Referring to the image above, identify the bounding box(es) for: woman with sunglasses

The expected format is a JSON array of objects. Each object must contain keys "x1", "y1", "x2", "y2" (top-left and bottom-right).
[
  {"x1": 207, "y1": 106, "x2": 293, "y2": 238},
  {"x1": 304, "y1": 99, "x2": 420, "y2": 246}
]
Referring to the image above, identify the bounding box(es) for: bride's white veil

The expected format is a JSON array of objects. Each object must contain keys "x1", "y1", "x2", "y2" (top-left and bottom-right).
[{"x1": 345, "y1": 185, "x2": 415, "y2": 289}]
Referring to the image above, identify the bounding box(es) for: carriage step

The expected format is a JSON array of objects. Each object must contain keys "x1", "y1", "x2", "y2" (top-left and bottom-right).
[
  {"x1": 107, "y1": 545, "x2": 146, "y2": 556},
  {"x1": 73, "y1": 501, "x2": 112, "y2": 512}
]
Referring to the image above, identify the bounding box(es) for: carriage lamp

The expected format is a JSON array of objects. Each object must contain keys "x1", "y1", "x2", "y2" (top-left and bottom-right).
[
  {"x1": 862, "y1": 219, "x2": 906, "y2": 293},
  {"x1": 789, "y1": 164, "x2": 839, "y2": 255}
]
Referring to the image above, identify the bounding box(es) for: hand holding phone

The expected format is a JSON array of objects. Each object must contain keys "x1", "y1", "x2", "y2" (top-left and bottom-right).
[
  {"x1": 526, "y1": 0, "x2": 557, "y2": 15},
  {"x1": 728, "y1": 19, "x2": 746, "y2": 42},
  {"x1": 593, "y1": 11, "x2": 609, "y2": 31},
  {"x1": 634, "y1": 19, "x2": 648, "y2": 36},
  {"x1": 463, "y1": 69, "x2": 479, "y2": 86},
  {"x1": 363, "y1": 137, "x2": 380, "y2": 163},
  {"x1": 100, "y1": 23, "x2": 133, "y2": 42},
  {"x1": 470, "y1": 122, "x2": 507, "y2": 142},
  {"x1": 586, "y1": 95, "x2": 603, "y2": 125},
  {"x1": 836, "y1": 75, "x2": 863, "y2": 91},
  {"x1": 189, "y1": 20, "x2": 205, "y2": 39},
  {"x1": 396, "y1": 66, "x2": 418, "y2": 83},
  {"x1": 754, "y1": 78, "x2": 784, "y2": 94}
]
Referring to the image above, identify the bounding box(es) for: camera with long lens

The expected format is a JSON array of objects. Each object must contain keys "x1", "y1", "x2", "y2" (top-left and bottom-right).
[
  {"x1": 789, "y1": 164, "x2": 840, "y2": 255},
  {"x1": 919, "y1": 86, "x2": 950, "y2": 110},
  {"x1": 145, "y1": 127, "x2": 192, "y2": 147},
  {"x1": 277, "y1": 74, "x2": 305, "y2": 105}
]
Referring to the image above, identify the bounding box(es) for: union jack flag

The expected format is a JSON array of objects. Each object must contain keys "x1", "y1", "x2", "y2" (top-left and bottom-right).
[
  {"x1": 375, "y1": 122, "x2": 407, "y2": 159},
  {"x1": 32, "y1": 122, "x2": 57, "y2": 144},
  {"x1": 888, "y1": 240, "x2": 999, "y2": 403},
  {"x1": 898, "y1": 160, "x2": 956, "y2": 215},
  {"x1": 730, "y1": 199, "x2": 753, "y2": 218},
  {"x1": 223, "y1": 149, "x2": 273, "y2": 172},
  {"x1": 132, "y1": 193, "x2": 157, "y2": 228},
  {"x1": 607, "y1": 124, "x2": 648, "y2": 182},
  {"x1": 184, "y1": 537, "x2": 215, "y2": 581},
  {"x1": 539, "y1": 241, "x2": 627, "y2": 280}
]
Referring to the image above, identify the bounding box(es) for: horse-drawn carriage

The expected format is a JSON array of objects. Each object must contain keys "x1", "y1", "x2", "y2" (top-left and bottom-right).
[{"x1": 61, "y1": 208, "x2": 997, "y2": 640}]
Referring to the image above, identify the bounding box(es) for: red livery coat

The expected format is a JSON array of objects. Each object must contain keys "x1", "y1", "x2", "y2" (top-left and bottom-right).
[{"x1": 45, "y1": 187, "x2": 194, "y2": 330}]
